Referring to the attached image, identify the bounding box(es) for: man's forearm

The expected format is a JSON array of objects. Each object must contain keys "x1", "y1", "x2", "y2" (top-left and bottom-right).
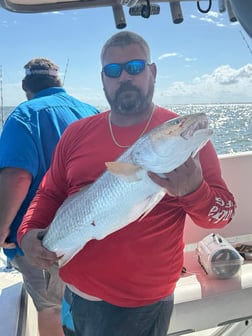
[{"x1": 0, "y1": 167, "x2": 32, "y2": 247}]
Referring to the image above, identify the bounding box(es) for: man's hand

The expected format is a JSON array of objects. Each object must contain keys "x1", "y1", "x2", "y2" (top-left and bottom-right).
[
  {"x1": 20, "y1": 229, "x2": 58, "y2": 269},
  {"x1": 148, "y1": 154, "x2": 203, "y2": 197},
  {"x1": 0, "y1": 226, "x2": 16, "y2": 249}
]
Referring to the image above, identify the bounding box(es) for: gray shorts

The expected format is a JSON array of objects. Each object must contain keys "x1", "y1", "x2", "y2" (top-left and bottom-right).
[{"x1": 12, "y1": 254, "x2": 65, "y2": 311}]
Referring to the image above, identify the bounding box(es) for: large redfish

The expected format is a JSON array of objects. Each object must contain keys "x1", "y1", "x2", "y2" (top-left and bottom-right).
[{"x1": 43, "y1": 113, "x2": 212, "y2": 266}]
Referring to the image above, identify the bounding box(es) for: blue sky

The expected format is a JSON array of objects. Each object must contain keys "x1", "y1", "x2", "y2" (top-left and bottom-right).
[{"x1": 1, "y1": 1, "x2": 252, "y2": 107}]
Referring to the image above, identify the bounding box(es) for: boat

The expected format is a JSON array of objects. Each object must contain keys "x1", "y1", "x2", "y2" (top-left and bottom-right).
[
  {"x1": 0, "y1": 0, "x2": 252, "y2": 38},
  {"x1": 1, "y1": 150, "x2": 252, "y2": 336},
  {"x1": 0, "y1": 0, "x2": 252, "y2": 335}
]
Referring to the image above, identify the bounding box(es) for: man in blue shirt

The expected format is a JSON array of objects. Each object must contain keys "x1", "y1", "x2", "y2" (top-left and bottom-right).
[{"x1": 0, "y1": 58, "x2": 99, "y2": 336}]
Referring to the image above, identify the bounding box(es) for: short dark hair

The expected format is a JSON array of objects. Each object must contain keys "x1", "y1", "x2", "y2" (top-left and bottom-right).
[
  {"x1": 101, "y1": 31, "x2": 151, "y2": 65},
  {"x1": 23, "y1": 58, "x2": 62, "y2": 93}
]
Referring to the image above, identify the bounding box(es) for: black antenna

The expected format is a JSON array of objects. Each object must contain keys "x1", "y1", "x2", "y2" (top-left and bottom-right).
[
  {"x1": 239, "y1": 30, "x2": 252, "y2": 56},
  {"x1": 63, "y1": 58, "x2": 70, "y2": 86}
]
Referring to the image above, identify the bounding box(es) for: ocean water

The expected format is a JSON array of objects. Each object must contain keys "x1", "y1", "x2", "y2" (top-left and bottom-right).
[
  {"x1": 167, "y1": 103, "x2": 252, "y2": 155},
  {"x1": 1, "y1": 103, "x2": 252, "y2": 155}
]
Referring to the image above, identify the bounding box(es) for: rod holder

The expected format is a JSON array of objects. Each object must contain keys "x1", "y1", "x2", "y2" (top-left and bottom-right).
[
  {"x1": 218, "y1": 0, "x2": 226, "y2": 13},
  {"x1": 170, "y1": 1, "x2": 183, "y2": 24},
  {"x1": 112, "y1": 5, "x2": 127, "y2": 29},
  {"x1": 226, "y1": 0, "x2": 237, "y2": 22}
]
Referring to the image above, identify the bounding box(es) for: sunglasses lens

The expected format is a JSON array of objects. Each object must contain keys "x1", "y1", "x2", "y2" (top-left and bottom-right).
[
  {"x1": 103, "y1": 60, "x2": 146, "y2": 78},
  {"x1": 126, "y1": 60, "x2": 146, "y2": 75},
  {"x1": 103, "y1": 64, "x2": 122, "y2": 78}
]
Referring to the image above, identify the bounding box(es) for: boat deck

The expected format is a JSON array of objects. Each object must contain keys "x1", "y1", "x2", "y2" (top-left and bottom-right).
[
  {"x1": 0, "y1": 251, "x2": 38, "y2": 336},
  {"x1": 169, "y1": 246, "x2": 252, "y2": 335}
]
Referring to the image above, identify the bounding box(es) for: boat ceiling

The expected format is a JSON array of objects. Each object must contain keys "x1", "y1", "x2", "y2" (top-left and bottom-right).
[
  {"x1": 0, "y1": 0, "x2": 120, "y2": 12},
  {"x1": 0, "y1": 0, "x2": 208, "y2": 13},
  {"x1": 0, "y1": 0, "x2": 252, "y2": 39},
  {"x1": 0, "y1": 0, "x2": 178, "y2": 11}
]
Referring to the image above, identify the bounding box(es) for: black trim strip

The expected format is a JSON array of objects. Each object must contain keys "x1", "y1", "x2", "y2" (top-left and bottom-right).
[{"x1": 16, "y1": 284, "x2": 28, "y2": 336}]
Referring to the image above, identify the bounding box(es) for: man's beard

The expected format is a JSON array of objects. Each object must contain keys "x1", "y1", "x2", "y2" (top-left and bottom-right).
[{"x1": 105, "y1": 82, "x2": 154, "y2": 116}]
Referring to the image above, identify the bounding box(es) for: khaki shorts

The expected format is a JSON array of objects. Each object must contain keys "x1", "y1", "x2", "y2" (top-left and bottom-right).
[{"x1": 12, "y1": 254, "x2": 65, "y2": 311}]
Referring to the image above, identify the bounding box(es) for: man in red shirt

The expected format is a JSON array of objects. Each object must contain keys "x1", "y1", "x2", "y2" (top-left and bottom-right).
[{"x1": 18, "y1": 31, "x2": 236, "y2": 336}]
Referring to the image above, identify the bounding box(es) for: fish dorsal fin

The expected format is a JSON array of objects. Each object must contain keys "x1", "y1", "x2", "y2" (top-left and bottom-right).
[{"x1": 105, "y1": 161, "x2": 142, "y2": 182}]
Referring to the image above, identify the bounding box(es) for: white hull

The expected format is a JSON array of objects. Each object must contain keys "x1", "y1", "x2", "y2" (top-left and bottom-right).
[
  {"x1": 0, "y1": 252, "x2": 38, "y2": 336},
  {"x1": 1, "y1": 151, "x2": 252, "y2": 335}
]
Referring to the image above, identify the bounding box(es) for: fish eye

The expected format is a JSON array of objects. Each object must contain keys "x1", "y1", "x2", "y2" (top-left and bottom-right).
[{"x1": 172, "y1": 118, "x2": 181, "y2": 125}]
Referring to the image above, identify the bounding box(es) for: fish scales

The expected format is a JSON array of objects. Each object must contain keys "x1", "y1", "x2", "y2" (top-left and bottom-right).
[{"x1": 42, "y1": 113, "x2": 212, "y2": 266}]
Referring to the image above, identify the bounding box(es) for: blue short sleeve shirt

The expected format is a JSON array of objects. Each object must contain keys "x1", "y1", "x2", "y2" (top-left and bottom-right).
[{"x1": 0, "y1": 87, "x2": 99, "y2": 258}]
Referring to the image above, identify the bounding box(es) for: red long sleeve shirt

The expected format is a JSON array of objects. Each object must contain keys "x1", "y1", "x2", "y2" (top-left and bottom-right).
[{"x1": 18, "y1": 107, "x2": 235, "y2": 307}]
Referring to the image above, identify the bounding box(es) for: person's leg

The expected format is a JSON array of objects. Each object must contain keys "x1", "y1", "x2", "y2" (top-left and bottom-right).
[
  {"x1": 12, "y1": 254, "x2": 65, "y2": 336},
  {"x1": 38, "y1": 307, "x2": 64, "y2": 336},
  {"x1": 62, "y1": 289, "x2": 75, "y2": 335},
  {"x1": 147, "y1": 298, "x2": 174, "y2": 336},
  {"x1": 62, "y1": 325, "x2": 76, "y2": 336},
  {"x1": 70, "y1": 292, "x2": 174, "y2": 336}
]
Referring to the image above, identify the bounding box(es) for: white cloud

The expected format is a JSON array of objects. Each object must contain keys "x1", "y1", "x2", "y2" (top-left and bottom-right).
[
  {"x1": 204, "y1": 11, "x2": 220, "y2": 19},
  {"x1": 41, "y1": 11, "x2": 63, "y2": 15},
  {"x1": 154, "y1": 64, "x2": 252, "y2": 104},
  {"x1": 158, "y1": 53, "x2": 178, "y2": 60},
  {"x1": 184, "y1": 57, "x2": 197, "y2": 62},
  {"x1": 158, "y1": 52, "x2": 196, "y2": 63},
  {"x1": 190, "y1": 10, "x2": 236, "y2": 28}
]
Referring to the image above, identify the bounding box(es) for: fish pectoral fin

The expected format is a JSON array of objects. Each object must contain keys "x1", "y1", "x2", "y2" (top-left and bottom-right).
[
  {"x1": 105, "y1": 161, "x2": 142, "y2": 182},
  {"x1": 138, "y1": 190, "x2": 167, "y2": 221},
  {"x1": 56, "y1": 252, "x2": 68, "y2": 268},
  {"x1": 56, "y1": 247, "x2": 81, "y2": 268}
]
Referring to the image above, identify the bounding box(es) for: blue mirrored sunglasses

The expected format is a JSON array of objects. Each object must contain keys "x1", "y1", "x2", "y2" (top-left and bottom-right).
[{"x1": 103, "y1": 59, "x2": 147, "y2": 78}]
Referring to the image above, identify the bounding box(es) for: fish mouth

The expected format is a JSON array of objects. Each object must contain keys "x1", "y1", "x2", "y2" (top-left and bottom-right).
[{"x1": 181, "y1": 117, "x2": 209, "y2": 140}]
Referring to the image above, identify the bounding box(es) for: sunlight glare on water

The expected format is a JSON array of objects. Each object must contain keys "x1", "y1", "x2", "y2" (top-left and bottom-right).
[
  {"x1": 166, "y1": 103, "x2": 252, "y2": 155},
  {"x1": 1, "y1": 103, "x2": 252, "y2": 155}
]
